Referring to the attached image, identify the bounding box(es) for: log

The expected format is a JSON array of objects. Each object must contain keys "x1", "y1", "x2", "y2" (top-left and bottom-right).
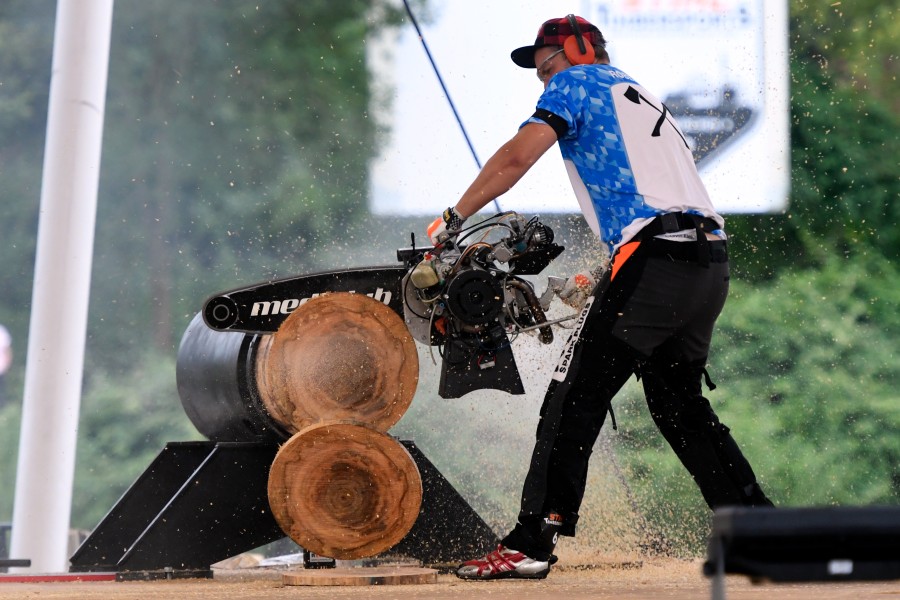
[
  {"x1": 267, "y1": 422, "x2": 423, "y2": 560},
  {"x1": 254, "y1": 292, "x2": 418, "y2": 434}
]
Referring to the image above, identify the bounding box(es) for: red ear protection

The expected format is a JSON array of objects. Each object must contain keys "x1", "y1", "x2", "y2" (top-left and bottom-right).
[{"x1": 563, "y1": 14, "x2": 595, "y2": 65}]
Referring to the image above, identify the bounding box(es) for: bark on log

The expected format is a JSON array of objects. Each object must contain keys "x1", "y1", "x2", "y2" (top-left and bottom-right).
[
  {"x1": 254, "y1": 292, "x2": 418, "y2": 433},
  {"x1": 267, "y1": 421, "x2": 423, "y2": 560}
]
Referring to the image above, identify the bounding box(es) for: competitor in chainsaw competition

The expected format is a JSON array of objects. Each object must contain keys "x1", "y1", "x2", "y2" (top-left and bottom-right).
[{"x1": 426, "y1": 15, "x2": 774, "y2": 580}]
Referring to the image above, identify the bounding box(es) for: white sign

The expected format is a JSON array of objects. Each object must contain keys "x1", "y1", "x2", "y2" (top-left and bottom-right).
[
  {"x1": 369, "y1": 0, "x2": 788, "y2": 216},
  {"x1": 588, "y1": 0, "x2": 790, "y2": 213}
]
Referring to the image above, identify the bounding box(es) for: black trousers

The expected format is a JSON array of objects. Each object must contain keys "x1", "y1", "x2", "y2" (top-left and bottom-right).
[{"x1": 502, "y1": 237, "x2": 772, "y2": 559}]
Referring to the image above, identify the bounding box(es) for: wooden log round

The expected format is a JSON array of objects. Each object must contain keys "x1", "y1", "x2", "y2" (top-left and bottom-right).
[
  {"x1": 267, "y1": 421, "x2": 423, "y2": 560},
  {"x1": 254, "y1": 292, "x2": 418, "y2": 434}
]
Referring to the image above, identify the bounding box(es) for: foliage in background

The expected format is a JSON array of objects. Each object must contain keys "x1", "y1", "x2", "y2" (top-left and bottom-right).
[
  {"x1": 96, "y1": 1, "x2": 415, "y2": 361},
  {"x1": 72, "y1": 353, "x2": 201, "y2": 529},
  {"x1": 727, "y1": 1, "x2": 898, "y2": 278}
]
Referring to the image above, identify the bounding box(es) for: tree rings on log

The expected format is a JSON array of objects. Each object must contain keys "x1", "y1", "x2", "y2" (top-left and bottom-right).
[
  {"x1": 254, "y1": 292, "x2": 418, "y2": 434},
  {"x1": 267, "y1": 421, "x2": 423, "y2": 560}
]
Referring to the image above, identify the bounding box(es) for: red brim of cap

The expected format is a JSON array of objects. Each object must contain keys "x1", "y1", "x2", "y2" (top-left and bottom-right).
[{"x1": 511, "y1": 45, "x2": 540, "y2": 68}]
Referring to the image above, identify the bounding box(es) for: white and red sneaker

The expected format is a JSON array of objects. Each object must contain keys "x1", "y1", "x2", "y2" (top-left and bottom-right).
[{"x1": 456, "y1": 544, "x2": 554, "y2": 580}]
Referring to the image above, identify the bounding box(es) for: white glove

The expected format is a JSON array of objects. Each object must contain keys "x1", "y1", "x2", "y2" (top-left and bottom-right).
[
  {"x1": 427, "y1": 206, "x2": 466, "y2": 246},
  {"x1": 558, "y1": 271, "x2": 596, "y2": 310}
]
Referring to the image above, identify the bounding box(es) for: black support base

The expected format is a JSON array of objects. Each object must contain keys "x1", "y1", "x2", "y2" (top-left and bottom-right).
[
  {"x1": 69, "y1": 440, "x2": 498, "y2": 576},
  {"x1": 69, "y1": 442, "x2": 283, "y2": 573},
  {"x1": 393, "y1": 441, "x2": 499, "y2": 566}
]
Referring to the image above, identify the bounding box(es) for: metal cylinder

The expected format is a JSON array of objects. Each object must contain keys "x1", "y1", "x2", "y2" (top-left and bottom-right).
[{"x1": 176, "y1": 312, "x2": 289, "y2": 443}]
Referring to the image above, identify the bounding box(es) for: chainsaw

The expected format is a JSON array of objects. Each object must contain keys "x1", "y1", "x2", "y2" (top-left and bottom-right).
[{"x1": 398, "y1": 212, "x2": 568, "y2": 398}]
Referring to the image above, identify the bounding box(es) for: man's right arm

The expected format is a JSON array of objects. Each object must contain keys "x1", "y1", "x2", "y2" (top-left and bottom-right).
[{"x1": 454, "y1": 121, "x2": 558, "y2": 218}]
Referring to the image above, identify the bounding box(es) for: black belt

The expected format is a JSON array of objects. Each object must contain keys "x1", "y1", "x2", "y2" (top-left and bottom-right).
[
  {"x1": 635, "y1": 212, "x2": 723, "y2": 267},
  {"x1": 635, "y1": 211, "x2": 720, "y2": 238},
  {"x1": 642, "y1": 236, "x2": 728, "y2": 264}
]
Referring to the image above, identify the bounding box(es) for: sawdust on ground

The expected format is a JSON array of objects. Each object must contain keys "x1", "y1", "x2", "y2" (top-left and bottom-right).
[{"x1": 0, "y1": 557, "x2": 897, "y2": 600}]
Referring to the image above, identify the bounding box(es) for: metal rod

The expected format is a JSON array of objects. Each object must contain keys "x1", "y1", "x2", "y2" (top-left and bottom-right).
[
  {"x1": 401, "y1": 0, "x2": 502, "y2": 212},
  {"x1": 515, "y1": 314, "x2": 578, "y2": 333}
]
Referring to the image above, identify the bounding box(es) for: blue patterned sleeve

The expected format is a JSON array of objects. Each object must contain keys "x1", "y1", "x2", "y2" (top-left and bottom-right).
[{"x1": 521, "y1": 79, "x2": 578, "y2": 139}]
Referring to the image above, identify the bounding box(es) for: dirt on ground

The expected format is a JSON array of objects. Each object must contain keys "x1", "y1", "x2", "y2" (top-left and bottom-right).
[{"x1": 1, "y1": 558, "x2": 897, "y2": 600}]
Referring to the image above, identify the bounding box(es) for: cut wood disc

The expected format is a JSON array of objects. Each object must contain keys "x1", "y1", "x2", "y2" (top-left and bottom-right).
[
  {"x1": 254, "y1": 292, "x2": 418, "y2": 434},
  {"x1": 267, "y1": 421, "x2": 423, "y2": 560},
  {"x1": 282, "y1": 566, "x2": 438, "y2": 586}
]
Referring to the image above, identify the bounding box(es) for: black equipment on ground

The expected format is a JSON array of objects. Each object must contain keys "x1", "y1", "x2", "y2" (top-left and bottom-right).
[{"x1": 705, "y1": 505, "x2": 900, "y2": 600}]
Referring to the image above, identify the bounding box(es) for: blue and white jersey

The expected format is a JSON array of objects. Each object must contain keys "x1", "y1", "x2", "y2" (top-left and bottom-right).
[{"x1": 524, "y1": 64, "x2": 724, "y2": 253}]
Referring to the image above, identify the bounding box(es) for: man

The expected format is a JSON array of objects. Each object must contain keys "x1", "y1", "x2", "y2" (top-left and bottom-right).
[{"x1": 427, "y1": 15, "x2": 773, "y2": 580}]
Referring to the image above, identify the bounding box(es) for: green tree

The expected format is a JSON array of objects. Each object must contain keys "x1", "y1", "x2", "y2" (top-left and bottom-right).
[
  {"x1": 726, "y1": 1, "x2": 899, "y2": 280},
  {"x1": 790, "y1": 0, "x2": 898, "y2": 111},
  {"x1": 94, "y1": 1, "x2": 415, "y2": 364},
  {"x1": 0, "y1": 1, "x2": 54, "y2": 349}
]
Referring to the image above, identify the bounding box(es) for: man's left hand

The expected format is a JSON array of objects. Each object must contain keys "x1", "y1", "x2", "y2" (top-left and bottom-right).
[{"x1": 427, "y1": 206, "x2": 466, "y2": 246}]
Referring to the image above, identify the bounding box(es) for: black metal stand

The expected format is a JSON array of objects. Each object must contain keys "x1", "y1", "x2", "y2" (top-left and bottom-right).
[
  {"x1": 69, "y1": 440, "x2": 498, "y2": 577},
  {"x1": 69, "y1": 442, "x2": 281, "y2": 577},
  {"x1": 705, "y1": 506, "x2": 900, "y2": 600},
  {"x1": 392, "y1": 441, "x2": 498, "y2": 566}
]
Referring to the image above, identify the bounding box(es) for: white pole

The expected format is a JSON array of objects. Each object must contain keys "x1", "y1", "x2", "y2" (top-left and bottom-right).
[{"x1": 9, "y1": 0, "x2": 114, "y2": 574}]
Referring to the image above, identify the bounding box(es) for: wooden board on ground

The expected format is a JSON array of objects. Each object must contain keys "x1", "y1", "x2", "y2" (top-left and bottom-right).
[{"x1": 282, "y1": 566, "x2": 438, "y2": 586}]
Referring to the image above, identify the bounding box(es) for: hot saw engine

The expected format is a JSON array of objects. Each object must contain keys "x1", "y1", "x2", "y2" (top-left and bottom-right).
[{"x1": 398, "y1": 212, "x2": 565, "y2": 398}]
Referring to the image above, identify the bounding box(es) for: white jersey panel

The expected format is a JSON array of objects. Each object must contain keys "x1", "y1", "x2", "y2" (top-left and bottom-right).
[{"x1": 609, "y1": 82, "x2": 717, "y2": 219}]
